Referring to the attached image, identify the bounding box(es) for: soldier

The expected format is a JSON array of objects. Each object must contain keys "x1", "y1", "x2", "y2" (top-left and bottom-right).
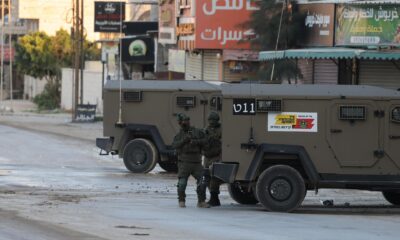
[
  {"x1": 172, "y1": 113, "x2": 209, "y2": 208},
  {"x1": 203, "y1": 112, "x2": 223, "y2": 207}
]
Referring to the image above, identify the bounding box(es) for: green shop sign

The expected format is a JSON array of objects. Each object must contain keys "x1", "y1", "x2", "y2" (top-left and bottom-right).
[{"x1": 336, "y1": 4, "x2": 400, "y2": 46}]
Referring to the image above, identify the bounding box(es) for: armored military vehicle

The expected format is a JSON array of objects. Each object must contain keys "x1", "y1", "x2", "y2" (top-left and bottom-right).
[
  {"x1": 96, "y1": 80, "x2": 221, "y2": 173},
  {"x1": 213, "y1": 84, "x2": 400, "y2": 212}
]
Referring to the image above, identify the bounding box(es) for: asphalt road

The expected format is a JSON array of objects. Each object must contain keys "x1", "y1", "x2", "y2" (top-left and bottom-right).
[{"x1": 1, "y1": 124, "x2": 400, "y2": 240}]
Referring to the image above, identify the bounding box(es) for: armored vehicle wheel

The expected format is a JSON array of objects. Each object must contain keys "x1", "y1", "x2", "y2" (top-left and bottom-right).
[
  {"x1": 158, "y1": 160, "x2": 178, "y2": 173},
  {"x1": 123, "y1": 138, "x2": 158, "y2": 173},
  {"x1": 256, "y1": 165, "x2": 306, "y2": 212},
  {"x1": 382, "y1": 191, "x2": 400, "y2": 206},
  {"x1": 228, "y1": 182, "x2": 259, "y2": 205}
]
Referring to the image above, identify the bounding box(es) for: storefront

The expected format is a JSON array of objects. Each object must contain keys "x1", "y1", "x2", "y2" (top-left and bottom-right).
[
  {"x1": 222, "y1": 50, "x2": 259, "y2": 82},
  {"x1": 259, "y1": 2, "x2": 400, "y2": 88},
  {"x1": 176, "y1": 0, "x2": 259, "y2": 81}
]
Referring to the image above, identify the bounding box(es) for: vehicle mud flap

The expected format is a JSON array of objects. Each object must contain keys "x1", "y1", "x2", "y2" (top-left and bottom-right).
[
  {"x1": 96, "y1": 137, "x2": 114, "y2": 155},
  {"x1": 211, "y1": 163, "x2": 238, "y2": 183}
]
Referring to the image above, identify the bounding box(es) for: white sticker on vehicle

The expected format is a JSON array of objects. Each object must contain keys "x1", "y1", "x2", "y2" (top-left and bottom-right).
[{"x1": 268, "y1": 112, "x2": 318, "y2": 132}]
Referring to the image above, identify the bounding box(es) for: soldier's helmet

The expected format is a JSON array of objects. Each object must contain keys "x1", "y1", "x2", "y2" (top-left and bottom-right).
[
  {"x1": 208, "y1": 112, "x2": 220, "y2": 121},
  {"x1": 177, "y1": 113, "x2": 190, "y2": 122}
]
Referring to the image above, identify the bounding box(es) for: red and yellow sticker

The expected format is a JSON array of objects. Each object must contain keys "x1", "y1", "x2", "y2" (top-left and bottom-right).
[{"x1": 268, "y1": 112, "x2": 318, "y2": 132}]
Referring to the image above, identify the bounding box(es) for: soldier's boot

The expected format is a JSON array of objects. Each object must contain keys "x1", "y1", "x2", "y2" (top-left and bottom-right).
[
  {"x1": 178, "y1": 190, "x2": 186, "y2": 208},
  {"x1": 197, "y1": 201, "x2": 210, "y2": 208},
  {"x1": 207, "y1": 192, "x2": 221, "y2": 207}
]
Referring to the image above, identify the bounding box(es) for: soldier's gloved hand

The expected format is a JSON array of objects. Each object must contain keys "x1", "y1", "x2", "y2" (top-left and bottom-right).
[{"x1": 183, "y1": 136, "x2": 191, "y2": 143}]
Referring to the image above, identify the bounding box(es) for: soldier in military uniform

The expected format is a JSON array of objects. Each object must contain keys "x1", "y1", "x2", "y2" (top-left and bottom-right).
[
  {"x1": 203, "y1": 112, "x2": 223, "y2": 207},
  {"x1": 172, "y1": 113, "x2": 209, "y2": 208}
]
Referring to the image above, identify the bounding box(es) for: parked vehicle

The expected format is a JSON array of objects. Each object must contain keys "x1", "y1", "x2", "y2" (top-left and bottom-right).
[
  {"x1": 96, "y1": 80, "x2": 221, "y2": 173},
  {"x1": 213, "y1": 84, "x2": 400, "y2": 212}
]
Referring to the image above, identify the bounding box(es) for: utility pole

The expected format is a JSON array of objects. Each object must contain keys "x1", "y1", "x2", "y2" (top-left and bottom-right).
[
  {"x1": 73, "y1": 0, "x2": 80, "y2": 120},
  {"x1": 9, "y1": 0, "x2": 12, "y2": 109},
  {"x1": 0, "y1": 0, "x2": 4, "y2": 105},
  {"x1": 79, "y1": 0, "x2": 84, "y2": 104}
]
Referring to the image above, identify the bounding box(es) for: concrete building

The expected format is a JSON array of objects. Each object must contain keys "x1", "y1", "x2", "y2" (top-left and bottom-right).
[
  {"x1": 0, "y1": 0, "x2": 38, "y2": 100},
  {"x1": 18, "y1": 0, "x2": 157, "y2": 41}
]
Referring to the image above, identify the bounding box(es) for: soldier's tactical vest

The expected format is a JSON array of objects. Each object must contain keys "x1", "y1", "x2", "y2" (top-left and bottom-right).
[
  {"x1": 176, "y1": 127, "x2": 204, "y2": 163},
  {"x1": 204, "y1": 125, "x2": 222, "y2": 158}
]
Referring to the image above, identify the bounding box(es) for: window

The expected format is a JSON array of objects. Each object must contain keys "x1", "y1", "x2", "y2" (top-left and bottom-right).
[
  {"x1": 210, "y1": 97, "x2": 222, "y2": 111},
  {"x1": 256, "y1": 100, "x2": 282, "y2": 112},
  {"x1": 177, "y1": 96, "x2": 196, "y2": 108},
  {"x1": 123, "y1": 91, "x2": 142, "y2": 102},
  {"x1": 391, "y1": 107, "x2": 400, "y2": 123},
  {"x1": 179, "y1": 0, "x2": 191, "y2": 8},
  {"x1": 339, "y1": 106, "x2": 366, "y2": 120}
]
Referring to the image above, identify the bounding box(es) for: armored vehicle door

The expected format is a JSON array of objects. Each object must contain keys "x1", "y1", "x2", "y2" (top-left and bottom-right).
[
  {"x1": 327, "y1": 101, "x2": 381, "y2": 167},
  {"x1": 384, "y1": 102, "x2": 400, "y2": 170},
  {"x1": 170, "y1": 92, "x2": 209, "y2": 132}
]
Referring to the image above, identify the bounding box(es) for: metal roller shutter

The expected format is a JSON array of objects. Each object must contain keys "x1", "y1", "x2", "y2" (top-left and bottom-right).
[
  {"x1": 314, "y1": 59, "x2": 338, "y2": 84},
  {"x1": 297, "y1": 59, "x2": 313, "y2": 84},
  {"x1": 359, "y1": 60, "x2": 400, "y2": 90},
  {"x1": 185, "y1": 52, "x2": 202, "y2": 80},
  {"x1": 203, "y1": 50, "x2": 220, "y2": 81}
]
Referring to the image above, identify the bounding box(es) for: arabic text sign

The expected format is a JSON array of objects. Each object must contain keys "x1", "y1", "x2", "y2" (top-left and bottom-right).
[
  {"x1": 268, "y1": 112, "x2": 318, "y2": 132},
  {"x1": 75, "y1": 104, "x2": 97, "y2": 123},
  {"x1": 299, "y1": 3, "x2": 335, "y2": 47},
  {"x1": 196, "y1": 0, "x2": 259, "y2": 49},
  {"x1": 335, "y1": 4, "x2": 400, "y2": 46},
  {"x1": 94, "y1": 1, "x2": 125, "y2": 33}
]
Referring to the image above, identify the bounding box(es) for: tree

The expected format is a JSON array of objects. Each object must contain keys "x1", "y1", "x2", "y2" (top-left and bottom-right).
[
  {"x1": 15, "y1": 29, "x2": 100, "y2": 110},
  {"x1": 52, "y1": 29, "x2": 74, "y2": 67},
  {"x1": 15, "y1": 32, "x2": 57, "y2": 80},
  {"x1": 247, "y1": 0, "x2": 306, "y2": 83}
]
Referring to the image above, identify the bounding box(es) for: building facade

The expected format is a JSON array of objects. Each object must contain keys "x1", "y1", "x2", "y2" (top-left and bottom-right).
[
  {"x1": 159, "y1": 0, "x2": 260, "y2": 82},
  {"x1": 259, "y1": 0, "x2": 400, "y2": 89}
]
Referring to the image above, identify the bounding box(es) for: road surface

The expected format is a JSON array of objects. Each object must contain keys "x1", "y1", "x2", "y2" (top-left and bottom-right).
[{"x1": 0, "y1": 124, "x2": 400, "y2": 240}]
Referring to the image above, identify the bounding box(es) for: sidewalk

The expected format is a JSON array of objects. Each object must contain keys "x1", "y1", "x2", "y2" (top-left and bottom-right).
[{"x1": 0, "y1": 100, "x2": 103, "y2": 142}]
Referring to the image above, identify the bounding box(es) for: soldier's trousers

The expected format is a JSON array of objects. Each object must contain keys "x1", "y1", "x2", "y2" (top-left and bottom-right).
[
  {"x1": 204, "y1": 156, "x2": 222, "y2": 194},
  {"x1": 177, "y1": 161, "x2": 206, "y2": 202},
  {"x1": 209, "y1": 177, "x2": 223, "y2": 194}
]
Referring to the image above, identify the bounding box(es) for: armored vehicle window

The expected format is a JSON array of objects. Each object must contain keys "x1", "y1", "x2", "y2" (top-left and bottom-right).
[
  {"x1": 210, "y1": 97, "x2": 222, "y2": 111},
  {"x1": 256, "y1": 100, "x2": 282, "y2": 112},
  {"x1": 177, "y1": 96, "x2": 196, "y2": 108},
  {"x1": 391, "y1": 107, "x2": 400, "y2": 123},
  {"x1": 339, "y1": 106, "x2": 366, "y2": 120},
  {"x1": 124, "y1": 91, "x2": 142, "y2": 102}
]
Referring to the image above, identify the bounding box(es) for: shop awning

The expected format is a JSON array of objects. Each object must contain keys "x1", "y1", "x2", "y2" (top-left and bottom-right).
[
  {"x1": 259, "y1": 48, "x2": 400, "y2": 61},
  {"x1": 358, "y1": 50, "x2": 400, "y2": 60}
]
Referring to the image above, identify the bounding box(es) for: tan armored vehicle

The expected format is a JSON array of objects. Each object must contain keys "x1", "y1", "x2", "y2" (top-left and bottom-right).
[
  {"x1": 96, "y1": 80, "x2": 221, "y2": 173},
  {"x1": 213, "y1": 84, "x2": 400, "y2": 212}
]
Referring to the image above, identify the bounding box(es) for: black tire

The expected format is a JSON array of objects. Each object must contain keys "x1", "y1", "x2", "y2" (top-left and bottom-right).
[
  {"x1": 256, "y1": 165, "x2": 306, "y2": 212},
  {"x1": 228, "y1": 182, "x2": 259, "y2": 205},
  {"x1": 382, "y1": 191, "x2": 400, "y2": 206},
  {"x1": 158, "y1": 160, "x2": 178, "y2": 173},
  {"x1": 123, "y1": 138, "x2": 158, "y2": 173}
]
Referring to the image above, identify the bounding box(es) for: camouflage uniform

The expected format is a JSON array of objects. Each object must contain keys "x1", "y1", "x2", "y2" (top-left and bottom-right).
[
  {"x1": 203, "y1": 112, "x2": 223, "y2": 206},
  {"x1": 172, "y1": 114, "x2": 208, "y2": 208}
]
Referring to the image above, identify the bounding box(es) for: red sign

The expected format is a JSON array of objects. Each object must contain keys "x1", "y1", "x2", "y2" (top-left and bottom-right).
[{"x1": 195, "y1": 0, "x2": 258, "y2": 49}]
